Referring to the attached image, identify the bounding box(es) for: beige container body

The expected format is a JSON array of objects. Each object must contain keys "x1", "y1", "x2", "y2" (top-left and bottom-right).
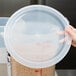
[{"x1": 11, "y1": 57, "x2": 55, "y2": 76}]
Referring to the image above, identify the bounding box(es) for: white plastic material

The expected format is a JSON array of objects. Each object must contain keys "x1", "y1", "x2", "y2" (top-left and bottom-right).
[{"x1": 4, "y1": 5, "x2": 71, "y2": 68}]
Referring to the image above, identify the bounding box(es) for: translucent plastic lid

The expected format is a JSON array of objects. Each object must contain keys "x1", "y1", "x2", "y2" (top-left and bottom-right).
[{"x1": 4, "y1": 5, "x2": 71, "y2": 68}]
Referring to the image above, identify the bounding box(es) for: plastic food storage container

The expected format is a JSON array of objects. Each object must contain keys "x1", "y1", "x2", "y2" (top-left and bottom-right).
[
  {"x1": 4, "y1": 5, "x2": 71, "y2": 68},
  {"x1": 0, "y1": 17, "x2": 9, "y2": 48},
  {"x1": 0, "y1": 18, "x2": 9, "y2": 76}
]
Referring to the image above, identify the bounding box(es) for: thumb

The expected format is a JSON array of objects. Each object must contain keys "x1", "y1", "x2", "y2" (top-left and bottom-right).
[{"x1": 65, "y1": 27, "x2": 75, "y2": 38}]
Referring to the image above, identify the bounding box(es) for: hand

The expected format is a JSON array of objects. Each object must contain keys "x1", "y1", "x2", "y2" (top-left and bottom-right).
[
  {"x1": 65, "y1": 25, "x2": 76, "y2": 47},
  {"x1": 58, "y1": 25, "x2": 76, "y2": 47}
]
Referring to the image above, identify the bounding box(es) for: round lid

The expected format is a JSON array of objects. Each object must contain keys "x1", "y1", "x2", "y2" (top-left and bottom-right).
[{"x1": 4, "y1": 5, "x2": 71, "y2": 68}]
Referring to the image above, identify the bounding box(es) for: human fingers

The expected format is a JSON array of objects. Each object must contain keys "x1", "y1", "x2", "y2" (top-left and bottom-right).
[
  {"x1": 59, "y1": 37, "x2": 67, "y2": 43},
  {"x1": 56, "y1": 31, "x2": 65, "y2": 35},
  {"x1": 65, "y1": 26, "x2": 75, "y2": 38}
]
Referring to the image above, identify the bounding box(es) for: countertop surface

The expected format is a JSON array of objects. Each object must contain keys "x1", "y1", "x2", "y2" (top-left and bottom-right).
[{"x1": 57, "y1": 70, "x2": 76, "y2": 76}]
